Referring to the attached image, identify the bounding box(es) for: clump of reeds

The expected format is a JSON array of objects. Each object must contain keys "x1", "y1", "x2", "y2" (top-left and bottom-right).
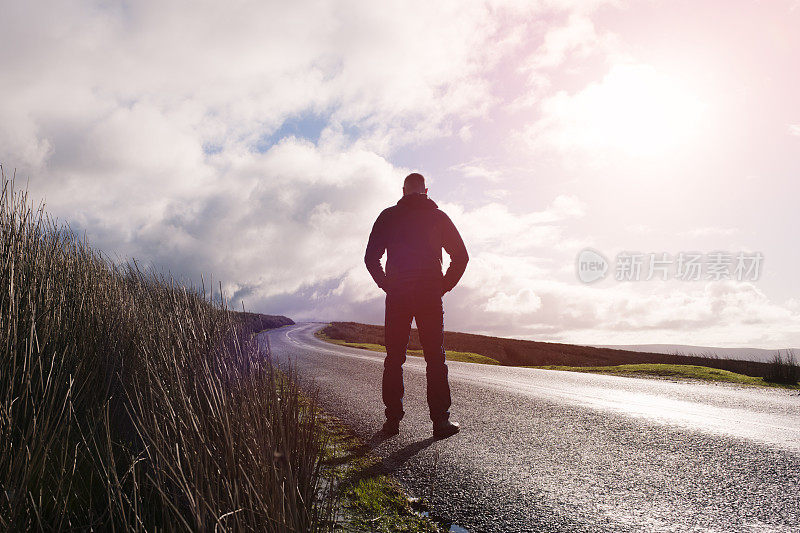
[
  {"x1": 0, "y1": 167, "x2": 334, "y2": 531},
  {"x1": 764, "y1": 350, "x2": 799, "y2": 385}
]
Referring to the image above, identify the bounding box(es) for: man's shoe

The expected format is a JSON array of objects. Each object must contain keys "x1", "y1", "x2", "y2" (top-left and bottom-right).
[
  {"x1": 433, "y1": 420, "x2": 460, "y2": 439},
  {"x1": 381, "y1": 419, "x2": 400, "y2": 436}
]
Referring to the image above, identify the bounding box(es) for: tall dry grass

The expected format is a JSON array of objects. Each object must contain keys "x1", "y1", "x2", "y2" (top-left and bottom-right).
[
  {"x1": 765, "y1": 351, "x2": 799, "y2": 385},
  {"x1": 0, "y1": 168, "x2": 334, "y2": 531}
]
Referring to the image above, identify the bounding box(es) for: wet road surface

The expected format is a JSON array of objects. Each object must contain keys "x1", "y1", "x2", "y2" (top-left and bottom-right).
[{"x1": 260, "y1": 322, "x2": 800, "y2": 532}]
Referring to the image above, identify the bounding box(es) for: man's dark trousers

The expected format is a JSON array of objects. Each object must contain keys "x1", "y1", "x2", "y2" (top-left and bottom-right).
[{"x1": 382, "y1": 279, "x2": 451, "y2": 424}]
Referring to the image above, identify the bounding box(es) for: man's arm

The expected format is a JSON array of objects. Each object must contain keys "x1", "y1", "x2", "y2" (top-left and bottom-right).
[
  {"x1": 364, "y1": 211, "x2": 389, "y2": 291},
  {"x1": 441, "y1": 212, "x2": 469, "y2": 293}
]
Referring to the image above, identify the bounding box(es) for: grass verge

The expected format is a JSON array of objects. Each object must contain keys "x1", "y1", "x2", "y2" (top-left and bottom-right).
[
  {"x1": 315, "y1": 331, "x2": 501, "y2": 366},
  {"x1": 316, "y1": 415, "x2": 442, "y2": 532},
  {"x1": 532, "y1": 363, "x2": 800, "y2": 389}
]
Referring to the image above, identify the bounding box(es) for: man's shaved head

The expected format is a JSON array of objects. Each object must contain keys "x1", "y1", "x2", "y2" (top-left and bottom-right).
[{"x1": 403, "y1": 173, "x2": 426, "y2": 194}]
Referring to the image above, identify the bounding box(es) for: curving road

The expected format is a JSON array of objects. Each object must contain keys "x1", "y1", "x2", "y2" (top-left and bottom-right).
[{"x1": 260, "y1": 322, "x2": 800, "y2": 532}]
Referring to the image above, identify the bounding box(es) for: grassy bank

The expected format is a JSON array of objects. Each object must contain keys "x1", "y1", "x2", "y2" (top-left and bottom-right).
[
  {"x1": 535, "y1": 364, "x2": 800, "y2": 389},
  {"x1": 317, "y1": 323, "x2": 799, "y2": 390},
  {"x1": 315, "y1": 331, "x2": 500, "y2": 365},
  {"x1": 319, "y1": 416, "x2": 442, "y2": 532},
  {"x1": 0, "y1": 170, "x2": 334, "y2": 531}
]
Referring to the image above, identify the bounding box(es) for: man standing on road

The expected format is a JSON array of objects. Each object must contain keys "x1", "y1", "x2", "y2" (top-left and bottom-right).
[{"x1": 365, "y1": 173, "x2": 469, "y2": 439}]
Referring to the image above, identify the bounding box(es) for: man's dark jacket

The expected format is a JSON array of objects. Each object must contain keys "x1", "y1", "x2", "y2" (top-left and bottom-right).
[{"x1": 365, "y1": 193, "x2": 469, "y2": 293}]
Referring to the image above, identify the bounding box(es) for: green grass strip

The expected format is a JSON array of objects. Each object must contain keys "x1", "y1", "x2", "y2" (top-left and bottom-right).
[
  {"x1": 318, "y1": 416, "x2": 442, "y2": 532},
  {"x1": 315, "y1": 332, "x2": 501, "y2": 365},
  {"x1": 533, "y1": 363, "x2": 800, "y2": 389}
]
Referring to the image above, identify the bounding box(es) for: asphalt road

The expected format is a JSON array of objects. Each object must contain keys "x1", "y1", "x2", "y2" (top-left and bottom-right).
[{"x1": 260, "y1": 322, "x2": 800, "y2": 532}]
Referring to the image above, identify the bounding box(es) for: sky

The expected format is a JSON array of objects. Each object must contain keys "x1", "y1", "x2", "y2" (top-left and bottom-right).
[{"x1": 1, "y1": 0, "x2": 799, "y2": 348}]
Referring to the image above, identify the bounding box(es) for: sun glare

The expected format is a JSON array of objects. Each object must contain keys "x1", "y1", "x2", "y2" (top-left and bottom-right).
[{"x1": 560, "y1": 64, "x2": 706, "y2": 157}]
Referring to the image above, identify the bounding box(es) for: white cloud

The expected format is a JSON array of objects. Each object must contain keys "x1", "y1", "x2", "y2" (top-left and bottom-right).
[
  {"x1": 520, "y1": 63, "x2": 707, "y2": 159},
  {"x1": 509, "y1": 11, "x2": 620, "y2": 111},
  {"x1": 441, "y1": 194, "x2": 585, "y2": 256},
  {"x1": 789, "y1": 124, "x2": 800, "y2": 136},
  {"x1": 448, "y1": 161, "x2": 503, "y2": 182},
  {"x1": 485, "y1": 289, "x2": 543, "y2": 314},
  {"x1": 527, "y1": 14, "x2": 604, "y2": 70}
]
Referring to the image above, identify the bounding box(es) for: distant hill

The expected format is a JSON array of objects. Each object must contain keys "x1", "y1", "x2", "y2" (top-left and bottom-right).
[
  {"x1": 234, "y1": 312, "x2": 294, "y2": 332},
  {"x1": 322, "y1": 321, "x2": 781, "y2": 379}
]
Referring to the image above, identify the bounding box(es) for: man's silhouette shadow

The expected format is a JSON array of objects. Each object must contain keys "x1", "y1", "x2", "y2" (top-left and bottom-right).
[
  {"x1": 323, "y1": 430, "x2": 394, "y2": 467},
  {"x1": 335, "y1": 433, "x2": 436, "y2": 487}
]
